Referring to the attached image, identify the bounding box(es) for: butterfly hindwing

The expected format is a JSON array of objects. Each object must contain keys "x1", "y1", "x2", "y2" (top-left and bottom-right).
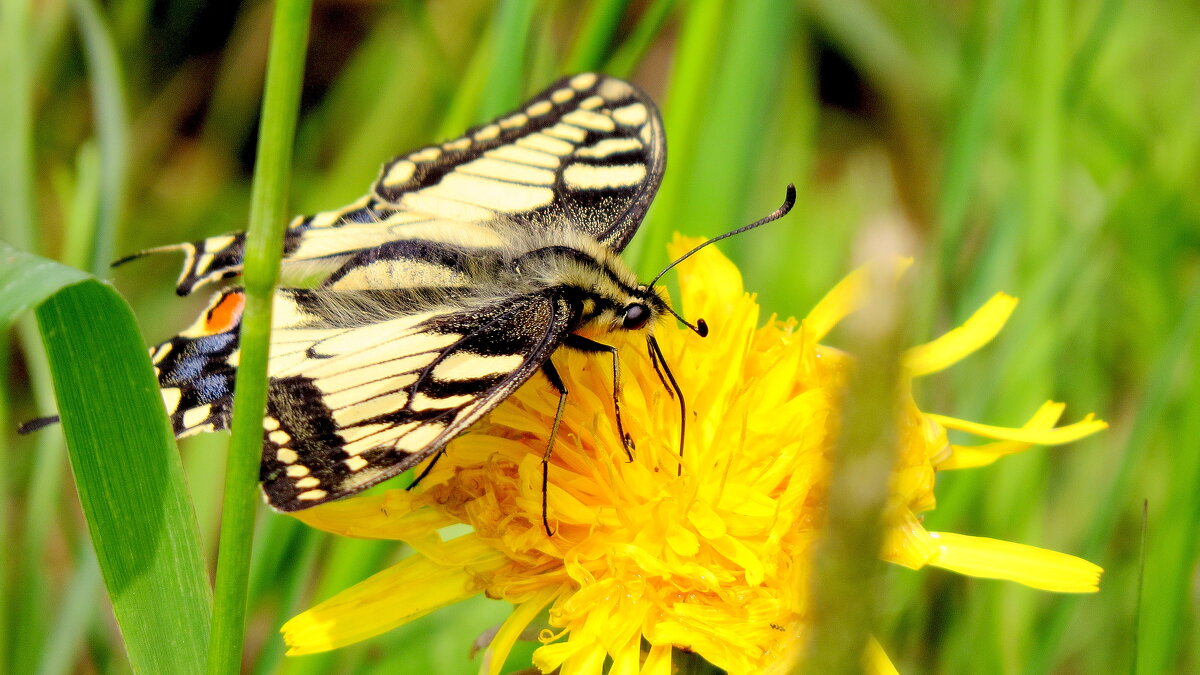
[
  {"x1": 152, "y1": 288, "x2": 244, "y2": 436},
  {"x1": 260, "y1": 287, "x2": 577, "y2": 510},
  {"x1": 125, "y1": 73, "x2": 664, "y2": 295}
]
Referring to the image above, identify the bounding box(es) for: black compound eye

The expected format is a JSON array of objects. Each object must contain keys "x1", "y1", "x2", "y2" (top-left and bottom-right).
[{"x1": 622, "y1": 303, "x2": 650, "y2": 330}]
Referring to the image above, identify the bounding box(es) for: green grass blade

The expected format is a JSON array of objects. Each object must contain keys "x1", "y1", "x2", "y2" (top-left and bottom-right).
[
  {"x1": 18, "y1": 261, "x2": 211, "y2": 672},
  {"x1": 478, "y1": 0, "x2": 537, "y2": 120},
  {"x1": 936, "y1": 0, "x2": 1023, "y2": 253},
  {"x1": 69, "y1": 0, "x2": 129, "y2": 275},
  {"x1": 35, "y1": 550, "x2": 102, "y2": 675},
  {"x1": 631, "y1": 0, "x2": 727, "y2": 270},
  {"x1": 606, "y1": 0, "x2": 676, "y2": 78},
  {"x1": 206, "y1": 1, "x2": 312, "y2": 672},
  {"x1": 0, "y1": 245, "x2": 89, "y2": 323},
  {"x1": 563, "y1": 0, "x2": 630, "y2": 73},
  {"x1": 800, "y1": 254, "x2": 910, "y2": 673},
  {"x1": 1131, "y1": 500, "x2": 1146, "y2": 675},
  {"x1": 0, "y1": 0, "x2": 38, "y2": 252},
  {"x1": 0, "y1": 2, "x2": 39, "y2": 657},
  {"x1": 670, "y1": 0, "x2": 793, "y2": 256}
]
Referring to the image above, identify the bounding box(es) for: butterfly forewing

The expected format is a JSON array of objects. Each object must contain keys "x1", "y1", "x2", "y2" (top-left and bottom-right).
[
  {"x1": 152, "y1": 73, "x2": 664, "y2": 295},
  {"x1": 260, "y1": 288, "x2": 577, "y2": 510},
  {"x1": 369, "y1": 73, "x2": 664, "y2": 252}
]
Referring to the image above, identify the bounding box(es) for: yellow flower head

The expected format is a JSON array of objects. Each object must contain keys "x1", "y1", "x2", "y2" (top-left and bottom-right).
[{"x1": 282, "y1": 237, "x2": 1105, "y2": 674}]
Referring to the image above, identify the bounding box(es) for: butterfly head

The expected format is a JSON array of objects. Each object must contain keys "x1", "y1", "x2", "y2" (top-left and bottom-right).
[{"x1": 612, "y1": 283, "x2": 701, "y2": 335}]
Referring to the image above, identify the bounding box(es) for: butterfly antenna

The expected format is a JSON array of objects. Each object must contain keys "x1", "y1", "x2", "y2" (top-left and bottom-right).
[
  {"x1": 648, "y1": 183, "x2": 796, "y2": 290},
  {"x1": 663, "y1": 306, "x2": 708, "y2": 337}
]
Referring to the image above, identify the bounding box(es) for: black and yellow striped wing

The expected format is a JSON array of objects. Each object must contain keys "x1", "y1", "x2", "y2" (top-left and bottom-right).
[
  {"x1": 152, "y1": 281, "x2": 578, "y2": 510},
  {"x1": 139, "y1": 73, "x2": 664, "y2": 295},
  {"x1": 261, "y1": 287, "x2": 577, "y2": 510}
]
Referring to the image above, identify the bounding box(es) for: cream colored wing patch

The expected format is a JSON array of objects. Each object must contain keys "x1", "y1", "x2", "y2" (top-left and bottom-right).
[{"x1": 258, "y1": 289, "x2": 576, "y2": 512}]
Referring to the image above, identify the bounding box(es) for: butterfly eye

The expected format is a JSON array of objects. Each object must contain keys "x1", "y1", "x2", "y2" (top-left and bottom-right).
[{"x1": 622, "y1": 303, "x2": 650, "y2": 330}]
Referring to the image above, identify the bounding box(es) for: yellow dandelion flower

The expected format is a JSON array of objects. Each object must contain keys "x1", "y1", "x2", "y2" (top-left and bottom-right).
[{"x1": 281, "y1": 236, "x2": 1105, "y2": 674}]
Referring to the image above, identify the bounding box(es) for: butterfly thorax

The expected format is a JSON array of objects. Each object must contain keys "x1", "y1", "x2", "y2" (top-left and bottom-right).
[{"x1": 488, "y1": 226, "x2": 666, "y2": 336}]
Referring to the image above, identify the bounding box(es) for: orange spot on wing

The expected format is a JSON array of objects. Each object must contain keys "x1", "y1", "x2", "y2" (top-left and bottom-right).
[{"x1": 204, "y1": 290, "x2": 245, "y2": 334}]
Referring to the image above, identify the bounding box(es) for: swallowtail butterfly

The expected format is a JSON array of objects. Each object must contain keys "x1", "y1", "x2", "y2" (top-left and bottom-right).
[{"x1": 28, "y1": 74, "x2": 794, "y2": 531}]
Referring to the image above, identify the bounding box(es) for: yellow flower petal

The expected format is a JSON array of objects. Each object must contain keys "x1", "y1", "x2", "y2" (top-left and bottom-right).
[
  {"x1": 559, "y1": 638, "x2": 607, "y2": 675},
  {"x1": 904, "y1": 293, "x2": 1018, "y2": 377},
  {"x1": 283, "y1": 537, "x2": 504, "y2": 655},
  {"x1": 669, "y1": 234, "x2": 745, "y2": 319},
  {"x1": 290, "y1": 489, "x2": 452, "y2": 539},
  {"x1": 925, "y1": 532, "x2": 1102, "y2": 593},
  {"x1": 481, "y1": 587, "x2": 560, "y2": 675},
  {"x1": 866, "y1": 636, "x2": 900, "y2": 675},
  {"x1": 641, "y1": 644, "x2": 673, "y2": 675},
  {"x1": 936, "y1": 401, "x2": 1065, "y2": 470},
  {"x1": 926, "y1": 407, "x2": 1108, "y2": 445},
  {"x1": 881, "y1": 510, "x2": 940, "y2": 570}
]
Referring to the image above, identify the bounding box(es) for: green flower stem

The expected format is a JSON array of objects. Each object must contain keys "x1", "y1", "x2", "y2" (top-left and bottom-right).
[{"x1": 206, "y1": 2, "x2": 311, "y2": 673}]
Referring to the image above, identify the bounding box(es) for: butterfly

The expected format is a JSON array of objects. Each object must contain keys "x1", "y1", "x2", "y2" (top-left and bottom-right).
[{"x1": 29, "y1": 73, "x2": 794, "y2": 533}]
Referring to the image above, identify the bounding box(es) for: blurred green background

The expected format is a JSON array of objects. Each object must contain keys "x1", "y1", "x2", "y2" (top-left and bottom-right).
[{"x1": 3, "y1": 0, "x2": 1198, "y2": 672}]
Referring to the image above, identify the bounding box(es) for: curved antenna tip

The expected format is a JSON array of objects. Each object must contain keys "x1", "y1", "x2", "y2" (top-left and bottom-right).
[{"x1": 696, "y1": 318, "x2": 709, "y2": 337}]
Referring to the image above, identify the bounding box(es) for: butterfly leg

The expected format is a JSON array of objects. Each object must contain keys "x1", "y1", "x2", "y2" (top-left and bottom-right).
[
  {"x1": 406, "y1": 449, "x2": 446, "y2": 491},
  {"x1": 562, "y1": 334, "x2": 634, "y2": 460},
  {"x1": 647, "y1": 336, "x2": 686, "y2": 476},
  {"x1": 539, "y1": 360, "x2": 571, "y2": 536}
]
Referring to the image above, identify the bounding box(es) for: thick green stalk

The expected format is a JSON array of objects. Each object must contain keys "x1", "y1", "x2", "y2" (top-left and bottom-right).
[
  {"x1": 206, "y1": 1, "x2": 312, "y2": 672},
  {"x1": 798, "y1": 242, "x2": 910, "y2": 673},
  {"x1": 0, "y1": 0, "x2": 36, "y2": 666}
]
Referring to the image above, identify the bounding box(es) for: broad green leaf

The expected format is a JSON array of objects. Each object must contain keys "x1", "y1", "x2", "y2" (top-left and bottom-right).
[
  {"x1": 0, "y1": 243, "x2": 88, "y2": 326},
  {"x1": 5, "y1": 242, "x2": 211, "y2": 673}
]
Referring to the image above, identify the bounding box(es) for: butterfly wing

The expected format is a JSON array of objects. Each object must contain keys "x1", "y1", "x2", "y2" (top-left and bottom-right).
[
  {"x1": 152, "y1": 288, "x2": 244, "y2": 437},
  {"x1": 152, "y1": 279, "x2": 578, "y2": 511},
  {"x1": 137, "y1": 73, "x2": 664, "y2": 295},
  {"x1": 263, "y1": 286, "x2": 577, "y2": 510}
]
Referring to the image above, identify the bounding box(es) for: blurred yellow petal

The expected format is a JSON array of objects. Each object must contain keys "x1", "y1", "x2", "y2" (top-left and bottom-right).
[
  {"x1": 669, "y1": 234, "x2": 745, "y2": 318},
  {"x1": 803, "y1": 258, "x2": 913, "y2": 342},
  {"x1": 925, "y1": 532, "x2": 1102, "y2": 592},
  {"x1": 904, "y1": 293, "x2": 1018, "y2": 377},
  {"x1": 926, "y1": 408, "x2": 1107, "y2": 445}
]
